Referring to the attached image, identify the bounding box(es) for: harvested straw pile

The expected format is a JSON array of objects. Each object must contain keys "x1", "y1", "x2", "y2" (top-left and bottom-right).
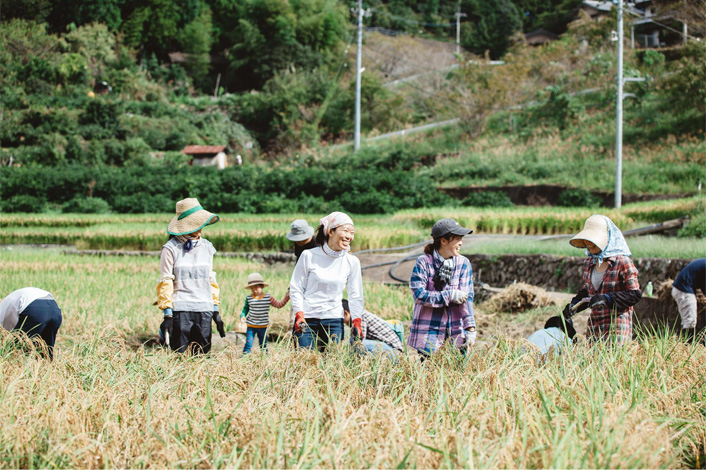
[
  {"x1": 483, "y1": 282, "x2": 557, "y2": 313},
  {"x1": 656, "y1": 279, "x2": 675, "y2": 302}
]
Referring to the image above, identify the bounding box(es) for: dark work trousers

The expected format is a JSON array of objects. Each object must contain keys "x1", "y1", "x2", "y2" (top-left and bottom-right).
[
  {"x1": 14, "y1": 298, "x2": 63, "y2": 360},
  {"x1": 171, "y1": 311, "x2": 213, "y2": 354}
]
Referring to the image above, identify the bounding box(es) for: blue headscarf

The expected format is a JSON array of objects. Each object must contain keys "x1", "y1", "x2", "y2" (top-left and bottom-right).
[{"x1": 587, "y1": 216, "x2": 631, "y2": 266}]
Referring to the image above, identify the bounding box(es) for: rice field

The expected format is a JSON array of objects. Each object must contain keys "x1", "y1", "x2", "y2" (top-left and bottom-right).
[
  {"x1": 0, "y1": 197, "x2": 702, "y2": 254},
  {"x1": 1, "y1": 248, "x2": 706, "y2": 468}
]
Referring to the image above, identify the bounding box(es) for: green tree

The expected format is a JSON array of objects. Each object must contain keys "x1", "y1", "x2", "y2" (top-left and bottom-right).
[
  {"x1": 462, "y1": 0, "x2": 521, "y2": 59},
  {"x1": 0, "y1": 0, "x2": 52, "y2": 23},
  {"x1": 46, "y1": 0, "x2": 123, "y2": 33},
  {"x1": 661, "y1": 41, "x2": 706, "y2": 121},
  {"x1": 181, "y1": 6, "x2": 213, "y2": 91},
  {"x1": 211, "y1": 0, "x2": 347, "y2": 91},
  {"x1": 535, "y1": 0, "x2": 582, "y2": 35},
  {"x1": 120, "y1": 0, "x2": 182, "y2": 56},
  {"x1": 62, "y1": 22, "x2": 117, "y2": 81}
]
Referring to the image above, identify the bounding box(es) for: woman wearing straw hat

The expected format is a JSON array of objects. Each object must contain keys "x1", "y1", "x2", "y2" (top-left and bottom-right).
[
  {"x1": 156, "y1": 198, "x2": 225, "y2": 354},
  {"x1": 289, "y1": 211, "x2": 364, "y2": 352},
  {"x1": 563, "y1": 215, "x2": 642, "y2": 345}
]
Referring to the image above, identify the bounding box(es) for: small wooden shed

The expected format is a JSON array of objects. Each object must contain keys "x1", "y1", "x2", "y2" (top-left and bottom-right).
[{"x1": 182, "y1": 145, "x2": 228, "y2": 169}]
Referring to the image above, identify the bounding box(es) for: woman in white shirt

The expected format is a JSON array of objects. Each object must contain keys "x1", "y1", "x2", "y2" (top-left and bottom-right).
[
  {"x1": 0, "y1": 287, "x2": 62, "y2": 360},
  {"x1": 289, "y1": 211, "x2": 364, "y2": 352}
]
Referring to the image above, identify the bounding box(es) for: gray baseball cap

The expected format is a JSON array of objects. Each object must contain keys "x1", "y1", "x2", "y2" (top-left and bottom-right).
[
  {"x1": 286, "y1": 219, "x2": 315, "y2": 242},
  {"x1": 431, "y1": 218, "x2": 473, "y2": 238}
]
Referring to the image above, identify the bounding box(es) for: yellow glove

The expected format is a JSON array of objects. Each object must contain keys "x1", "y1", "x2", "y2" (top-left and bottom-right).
[{"x1": 157, "y1": 275, "x2": 175, "y2": 310}]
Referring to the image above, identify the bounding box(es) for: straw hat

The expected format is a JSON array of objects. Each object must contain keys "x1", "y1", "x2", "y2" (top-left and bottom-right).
[
  {"x1": 570, "y1": 215, "x2": 608, "y2": 250},
  {"x1": 244, "y1": 273, "x2": 269, "y2": 289},
  {"x1": 167, "y1": 198, "x2": 219, "y2": 236}
]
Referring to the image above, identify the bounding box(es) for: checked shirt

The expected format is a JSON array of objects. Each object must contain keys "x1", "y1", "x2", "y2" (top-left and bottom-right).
[
  {"x1": 361, "y1": 310, "x2": 404, "y2": 352},
  {"x1": 408, "y1": 252, "x2": 475, "y2": 352},
  {"x1": 582, "y1": 255, "x2": 640, "y2": 344}
]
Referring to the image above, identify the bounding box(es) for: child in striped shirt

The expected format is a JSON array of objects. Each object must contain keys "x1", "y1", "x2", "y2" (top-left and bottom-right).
[{"x1": 240, "y1": 273, "x2": 289, "y2": 354}]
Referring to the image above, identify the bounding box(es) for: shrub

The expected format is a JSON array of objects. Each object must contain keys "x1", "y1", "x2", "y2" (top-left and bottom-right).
[
  {"x1": 557, "y1": 188, "x2": 601, "y2": 208},
  {"x1": 678, "y1": 211, "x2": 706, "y2": 238},
  {"x1": 463, "y1": 191, "x2": 514, "y2": 208},
  {"x1": 110, "y1": 193, "x2": 172, "y2": 213},
  {"x1": 62, "y1": 197, "x2": 111, "y2": 214},
  {"x1": 1, "y1": 195, "x2": 46, "y2": 213}
]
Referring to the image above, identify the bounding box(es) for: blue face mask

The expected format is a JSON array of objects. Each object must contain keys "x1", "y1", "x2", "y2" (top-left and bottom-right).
[{"x1": 183, "y1": 238, "x2": 198, "y2": 253}]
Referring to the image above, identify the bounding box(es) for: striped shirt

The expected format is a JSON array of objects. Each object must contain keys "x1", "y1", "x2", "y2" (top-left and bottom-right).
[
  {"x1": 241, "y1": 294, "x2": 289, "y2": 327},
  {"x1": 361, "y1": 310, "x2": 404, "y2": 352}
]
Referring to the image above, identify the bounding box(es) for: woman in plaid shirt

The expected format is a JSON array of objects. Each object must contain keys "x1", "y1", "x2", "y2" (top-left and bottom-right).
[
  {"x1": 408, "y1": 218, "x2": 476, "y2": 358},
  {"x1": 564, "y1": 215, "x2": 642, "y2": 344}
]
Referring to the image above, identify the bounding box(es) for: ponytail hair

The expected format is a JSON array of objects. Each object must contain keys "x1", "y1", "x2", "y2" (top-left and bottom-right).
[
  {"x1": 423, "y1": 234, "x2": 454, "y2": 255},
  {"x1": 315, "y1": 224, "x2": 330, "y2": 246}
]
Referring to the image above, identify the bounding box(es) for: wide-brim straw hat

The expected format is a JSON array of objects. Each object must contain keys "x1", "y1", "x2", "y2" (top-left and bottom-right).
[
  {"x1": 244, "y1": 273, "x2": 269, "y2": 289},
  {"x1": 167, "y1": 198, "x2": 219, "y2": 236},
  {"x1": 570, "y1": 214, "x2": 608, "y2": 251}
]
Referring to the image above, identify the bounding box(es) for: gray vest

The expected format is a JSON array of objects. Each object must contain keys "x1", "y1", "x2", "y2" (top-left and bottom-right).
[{"x1": 163, "y1": 238, "x2": 216, "y2": 312}]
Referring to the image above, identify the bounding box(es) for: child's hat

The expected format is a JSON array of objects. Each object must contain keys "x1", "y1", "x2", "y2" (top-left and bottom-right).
[{"x1": 244, "y1": 273, "x2": 269, "y2": 289}]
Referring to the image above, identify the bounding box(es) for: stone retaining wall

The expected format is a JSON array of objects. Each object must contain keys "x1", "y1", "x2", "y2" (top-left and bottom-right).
[{"x1": 466, "y1": 254, "x2": 692, "y2": 292}]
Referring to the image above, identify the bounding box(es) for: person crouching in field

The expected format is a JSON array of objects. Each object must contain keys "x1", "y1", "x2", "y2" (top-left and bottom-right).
[
  {"x1": 342, "y1": 300, "x2": 404, "y2": 358},
  {"x1": 157, "y1": 198, "x2": 225, "y2": 354},
  {"x1": 0, "y1": 287, "x2": 62, "y2": 360},
  {"x1": 240, "y1": 273, "x2": 289, "y2": 354},
  {"x1": 525, "y1": 315, "x2": 577, "y2": 357},
  {"x1": 290, "y1": 211, "x2": 364, "y2": 352},
  {"x1": 564, "y1": 215, "x2": 642, "y2": 345},
  {"x1": 408, "y1": 218, "x2": 476, "y2": 360},
  {"x1": 671, "y1": 258, "x2": 705, "y2": 342}
]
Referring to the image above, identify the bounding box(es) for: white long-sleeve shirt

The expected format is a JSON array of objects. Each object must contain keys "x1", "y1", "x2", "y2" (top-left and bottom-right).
[
  {"x1": 289, "y1": 246, "x2": 364, "y2": 320},
  {"x1": 0, "y1": 287, "x2": 54, "y2": 330}
]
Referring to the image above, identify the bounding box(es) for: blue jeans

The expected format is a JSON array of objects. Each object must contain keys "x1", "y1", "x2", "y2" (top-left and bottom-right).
[
  {"x1": 294, "y1": 318, "x2": 344, "y2": 352},
  {"x1": 243, "y1": 326, "x2": 267, "y2": 354},
  {"x1": 360, "y1": 339, "x2": 399, "y2": 360}
]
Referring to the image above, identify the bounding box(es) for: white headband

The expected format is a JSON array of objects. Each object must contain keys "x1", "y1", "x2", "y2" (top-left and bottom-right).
[{"x1": 320, "y1": 211, "x2": 353, "y2": 233}]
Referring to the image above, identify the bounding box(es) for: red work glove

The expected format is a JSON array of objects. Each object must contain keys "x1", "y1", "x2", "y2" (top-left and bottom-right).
[
  {"x1": 294, "y1": 311, "x2": 306, "y2": 333},
  {"x1": 351, "y1": 317, "x2": 362, "y2": 341}
]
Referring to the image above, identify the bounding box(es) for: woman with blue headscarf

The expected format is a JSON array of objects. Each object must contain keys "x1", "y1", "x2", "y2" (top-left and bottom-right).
[{"x1": 563, "y1": 215, "x2": 642, "y2": 344}]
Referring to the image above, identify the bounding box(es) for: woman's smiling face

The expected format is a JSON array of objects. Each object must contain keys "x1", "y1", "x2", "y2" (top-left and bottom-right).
[
  {"x1": 439, "y1": 235, "x2": 464, "y2": 258},
  {"x1": 328, "y1": 224, "x2": 354, "y2": 251}
]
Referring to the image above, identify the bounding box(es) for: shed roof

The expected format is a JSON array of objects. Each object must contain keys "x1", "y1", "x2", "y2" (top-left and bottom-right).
[{"x1": 182, "y1": 145, "x2": 227, "y2": 155}]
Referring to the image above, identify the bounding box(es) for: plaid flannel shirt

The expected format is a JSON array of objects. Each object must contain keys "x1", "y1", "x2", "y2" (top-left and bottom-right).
[
  {"x1": 361, "y1": 310, "x2": 404, "y2": 352},
  {"x1": 583, "y1": 255, "x2": 640, "y2": 345},
  {"x1": 408, "y1": 253, "x2": 474, "y2": 352}
]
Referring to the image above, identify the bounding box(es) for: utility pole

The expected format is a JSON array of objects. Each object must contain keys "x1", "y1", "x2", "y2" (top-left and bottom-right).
[
  {"x1": 354, "y1": 0, "x2": 363, "y2": 152},
  {"x1": 615, "y1": 0, "x2": 624, "y2": 209},
  {"x1": 456, "y1": 4, "x2": 467, "y2": 56}
]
